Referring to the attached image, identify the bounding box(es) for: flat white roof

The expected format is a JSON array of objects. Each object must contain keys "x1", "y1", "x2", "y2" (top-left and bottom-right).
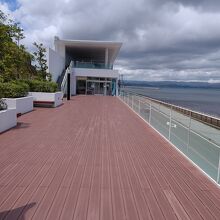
[
  {"x1": 54, "y1": 37, "x2": 122, "y2": 63},
  {"x1": 55, "y1": 37, "x2": 122, "y2": 48}
]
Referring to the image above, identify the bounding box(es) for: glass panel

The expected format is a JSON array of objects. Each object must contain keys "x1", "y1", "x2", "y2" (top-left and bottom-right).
[
  {"x1": 140, "y1": 102, "x2": 150, "y2": 122},
  {"x1": 106, "y1": 82, "x2": 112, "y2": 96},
  {"x1": 170, "y1": 120, "x2": 189, "y2": 154},
  {"x1": 99, "y1": 82, "x2": 104, "y2": 94},
  {"x1": 129, "y1": 94, "x2": 132, "y2": 107},
  {"x1": 120, "y1": 90, "x2": 220, "y2": 184},
  {"x1": 74, "y1": 61, "x2": 111, "y2": 69},
  {"x1": 133, "y1": 96, "x2": 139, "y2": 113},
  {"x1": 76, "y1": 80, "x2": 86, "y2": 95},
  {"x1": 150, "y1": 108, "x2": 170, "y2": 139},
  {"x1": 159, "y1": 104, "x2": 171, "y2": 117},
  {"x1": 171, "y1": 108, "x2": 191, "y2": 128},
  {"x1": 87, "y1": 81, "x2": 95, "y2": 95},
  {"x1": 190, "y1": 118, "x2": 220, "y2": 146},
  {"x1": 218, "y1": 167, "x2": 220, "y2": 184},
  {"x1": 151, "y1": 101, "x2": 160, "y2": 111},
  {"x1": 188, "y1": 131, "x2": 220, "y2": 181}
]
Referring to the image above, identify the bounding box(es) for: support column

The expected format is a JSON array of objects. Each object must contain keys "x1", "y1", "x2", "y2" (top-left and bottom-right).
[
  {"x1": 116, "y1": 78, "x2": 118, "y2": 96},
  {"x1": 67, "y1": 73, "x2": 71, "y2": 100},
  {"x1": 105, "y1": 48, "x2": 109, "y2": 68}
]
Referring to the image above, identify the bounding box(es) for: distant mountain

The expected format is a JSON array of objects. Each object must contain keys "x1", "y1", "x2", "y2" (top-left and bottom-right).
[{"x1": 122, "y1": 80, "x2": 220, "y2": 89}]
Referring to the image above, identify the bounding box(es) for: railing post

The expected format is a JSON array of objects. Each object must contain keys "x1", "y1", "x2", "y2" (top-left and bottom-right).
[
  {"x1": 139, "y1": 98, "x2": 141, "y2": 114},
  {"x1": 168, "y1": 106, "x2": 172, "y2": 140},
  {"x1": 128, "y1": 93, "x2": 130, "y2": 105},
  {"x1": 217, "y1": 153, "x2": 220, "y2": 184},
  {"x1": 67, "y1": 72, "x2": 71, "y2": 100},
  {"x1": 132, "y1": 95, "x2": 134, "y2": 109},
  {"x1": 187, "y1": 111, "x2": 192, "y2": 154},
  {"x1": 149, "y1": 101, "x2": 152, "y2": 124}
]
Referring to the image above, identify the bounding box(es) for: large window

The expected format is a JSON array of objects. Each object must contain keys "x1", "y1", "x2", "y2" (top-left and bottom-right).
[
  {"x1": 76, "y1": 77, "x2": 116, "y2": 96},
  {"x1": 76, "y1": 80, "x2": 86, "y2": 94}
]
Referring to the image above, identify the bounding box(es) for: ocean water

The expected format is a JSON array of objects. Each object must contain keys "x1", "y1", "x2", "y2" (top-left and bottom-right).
[{"x1": 124, "y1": 87, "x2": 220, "y2": 118}]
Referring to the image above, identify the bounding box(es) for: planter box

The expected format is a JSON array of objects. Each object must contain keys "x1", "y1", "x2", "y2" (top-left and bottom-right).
[
  {"x1": 0, "y1": 108, "x2": 17, "y2": 133},
  {"x1": 5, "y1": 96, "x2": 33, "y2": 115},
  {"x1": 29, "y1": 92, "x2": 63, "y2": 107}
]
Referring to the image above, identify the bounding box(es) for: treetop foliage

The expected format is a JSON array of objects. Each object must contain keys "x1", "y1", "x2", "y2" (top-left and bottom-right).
[{"x1": 0, "y1": 10, "x2": 51, "y2": 82}]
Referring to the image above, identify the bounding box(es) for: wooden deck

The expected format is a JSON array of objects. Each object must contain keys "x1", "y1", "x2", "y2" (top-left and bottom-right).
[{"x1": 0, "y1": 96, "x2": 220, "y2": 220}]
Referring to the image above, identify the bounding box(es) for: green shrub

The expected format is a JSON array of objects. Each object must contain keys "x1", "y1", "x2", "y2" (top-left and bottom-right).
[
  {"x1": 0, "y1": 81, "x2": 29, "y2": 98},
  {"x1": 25, "y1": 80, "x2": 58, "y2": 93}
]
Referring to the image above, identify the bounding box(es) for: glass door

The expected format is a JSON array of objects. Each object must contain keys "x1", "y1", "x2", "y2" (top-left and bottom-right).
[
  {"x1": 94, "y1": 82, "x2": 104, "y2": 95},
  {"x1": 106, "y1": 82, "x2": 112, "y2": 95},
  {"x1": 86, "y1": 78, "x2": 113, "y2": 96},
  {"x1": 76, "y1": 80, "x2": 86, "y2": 94},
  {"x1": 86, "y1": 81, "x2": 95, "y2": 95}
]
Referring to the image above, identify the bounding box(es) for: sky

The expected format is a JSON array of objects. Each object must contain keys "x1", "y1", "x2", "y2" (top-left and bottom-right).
[{"x1": 1, "y1": 0, "x2": 220, "y2": 82}]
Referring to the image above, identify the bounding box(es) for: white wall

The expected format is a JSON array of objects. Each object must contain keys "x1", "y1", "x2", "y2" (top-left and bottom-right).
[
  {"x1": 54, "y1": 39, "x2": 66, "y2": 58},
  {"x1": 71, "y1": 74, "x2": 76, "y2": 95},
  {"x1": 5, "y1": 96, "x2": 33, "y2": 114},
  {"x1": 47, "y1": 48, "x2": 65, "y2": 82},
  {"x1": 73, "y1": 68, "x2": 119, "y2": 78},
  {"x1": 0, "y1": 109, "x2": 17, "y2": 133},
  {"x1": 29, "y1": 92, "x2": 63, "y2": 107}
]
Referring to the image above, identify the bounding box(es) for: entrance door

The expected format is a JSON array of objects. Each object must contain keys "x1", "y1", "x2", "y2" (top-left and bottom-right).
[
  {"x1": 85, "y1": 78, "x2": 113, "y2": 96},
  {"x1": 76, "y1": 80, "x2": 86, "y2": 94},
  {"x1": 94, "y1": 82, "x2": 104, "y2": 95},
  {"x1": 106, "y1": 82, "x2": 112, "y2": 95}
]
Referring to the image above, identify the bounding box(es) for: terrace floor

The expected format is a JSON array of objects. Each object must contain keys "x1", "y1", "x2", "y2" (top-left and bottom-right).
[{"x1": 0, "y1": 96, "x2": 220, "y2": 220}]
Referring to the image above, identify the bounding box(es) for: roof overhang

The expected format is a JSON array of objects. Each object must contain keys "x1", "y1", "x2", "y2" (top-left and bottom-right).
[{"x1": 55, "y1": 37, "x2": 122, "y2": 63}]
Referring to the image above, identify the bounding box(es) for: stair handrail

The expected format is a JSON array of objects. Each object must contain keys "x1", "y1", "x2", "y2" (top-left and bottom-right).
[{"x1": 60, "y1": 61, "x2": 75, "y2": 95}]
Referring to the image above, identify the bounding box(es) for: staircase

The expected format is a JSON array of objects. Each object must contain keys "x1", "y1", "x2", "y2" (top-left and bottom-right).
[
  {"x1": 57, "y1": 69, "x2": 66, "y2": 91},
  {"x1": 57, "y1": 61, "x2": 74, "y2": 96}
]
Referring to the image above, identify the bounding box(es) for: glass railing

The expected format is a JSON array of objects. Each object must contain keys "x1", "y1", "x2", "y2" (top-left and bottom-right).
[
  {"x1": 73, "y1": 61, "x2": 113, "y2": 69},
  {"x1": 119, "y1": 89, "x2": 220, "y2": 184}
]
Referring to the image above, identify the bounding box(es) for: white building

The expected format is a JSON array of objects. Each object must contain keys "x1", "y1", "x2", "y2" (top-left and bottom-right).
[{"x1": 47, "y1": 37, "x2": 122, "y2": 96}]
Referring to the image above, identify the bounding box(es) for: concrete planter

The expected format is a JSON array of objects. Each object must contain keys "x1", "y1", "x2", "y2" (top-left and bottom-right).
[
  {"x1": 0, "y1": 108, "x2": 17, "y2": 133},
  {"x1": 5, "y1": 96, "x2": 33, "y2": 115},
  {"x1": 29, "y1": 92, "x2": 63, "y2": 107}
]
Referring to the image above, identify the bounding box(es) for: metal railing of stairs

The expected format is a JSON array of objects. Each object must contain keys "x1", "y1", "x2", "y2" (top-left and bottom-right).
[{"x1": 58, "y1": 61, "x2": 73, "y2": 96}]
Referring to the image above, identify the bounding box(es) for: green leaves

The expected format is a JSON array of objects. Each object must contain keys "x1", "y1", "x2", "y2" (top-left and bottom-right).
[
  {"x1": 25, "y1": 80, "x2": 58, "y2": 93},
  {"x1": 33, "y1": 42, "x2": 51, "y2": 81},
  {"x1": 0, "y1": 81, "x2": 29, "y2": 98},
  {"x1": 0, "y1": 10, "x2": 37, "y2": 81}
]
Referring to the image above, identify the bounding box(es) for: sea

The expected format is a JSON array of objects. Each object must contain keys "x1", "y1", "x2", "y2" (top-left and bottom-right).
[{"x1": 124, "y1": 86, "x2": 220, "y2": 118}]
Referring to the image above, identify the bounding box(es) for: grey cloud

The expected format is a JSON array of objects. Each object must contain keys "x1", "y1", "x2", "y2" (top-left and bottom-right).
[{"x1": 2, "y1": 0, "x2": 220, "y2": 81}]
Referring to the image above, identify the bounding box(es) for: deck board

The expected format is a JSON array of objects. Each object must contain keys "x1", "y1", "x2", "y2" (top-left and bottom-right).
[{"x1": 0, "y1": 96, "x2": 220, "y2": 220}]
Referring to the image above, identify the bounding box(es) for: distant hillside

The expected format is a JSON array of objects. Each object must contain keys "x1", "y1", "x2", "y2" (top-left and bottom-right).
[{"x1": 122, "y1": 80, "x2": 220, "y2": 89}]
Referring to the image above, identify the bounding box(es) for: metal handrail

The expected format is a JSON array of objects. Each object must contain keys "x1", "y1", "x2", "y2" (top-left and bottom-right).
[
  {"x1": 121, "y1": 90, "x2": 220, "y2": 145},
  {"x1": 61, "y1": 61, "x2": 74, "y2": 94},
  {"x1": 121, "y1": 89, "x2": 220, "y2": 129}
]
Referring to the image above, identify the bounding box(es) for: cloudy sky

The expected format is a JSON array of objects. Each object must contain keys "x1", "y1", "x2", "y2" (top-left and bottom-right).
[{"x1": 1, "y1": 0, "x2": 220, "y2": 82}]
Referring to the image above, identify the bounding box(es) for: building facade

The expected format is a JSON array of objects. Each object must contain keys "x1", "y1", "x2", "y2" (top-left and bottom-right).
[{"x1": 47, "y1": 37, "x2": 122, "y2": 96}]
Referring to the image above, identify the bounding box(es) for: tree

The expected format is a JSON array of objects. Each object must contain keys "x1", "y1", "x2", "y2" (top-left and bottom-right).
[
  {"x1": 11, "y1": 22, "x2": 25, "y2": 46},
  {"x1": 33, "y1": 42, "x2": 51, "y2": 81},
  {"x1": 0, "y1": 10, "x2": 36, "y2": 81}
]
